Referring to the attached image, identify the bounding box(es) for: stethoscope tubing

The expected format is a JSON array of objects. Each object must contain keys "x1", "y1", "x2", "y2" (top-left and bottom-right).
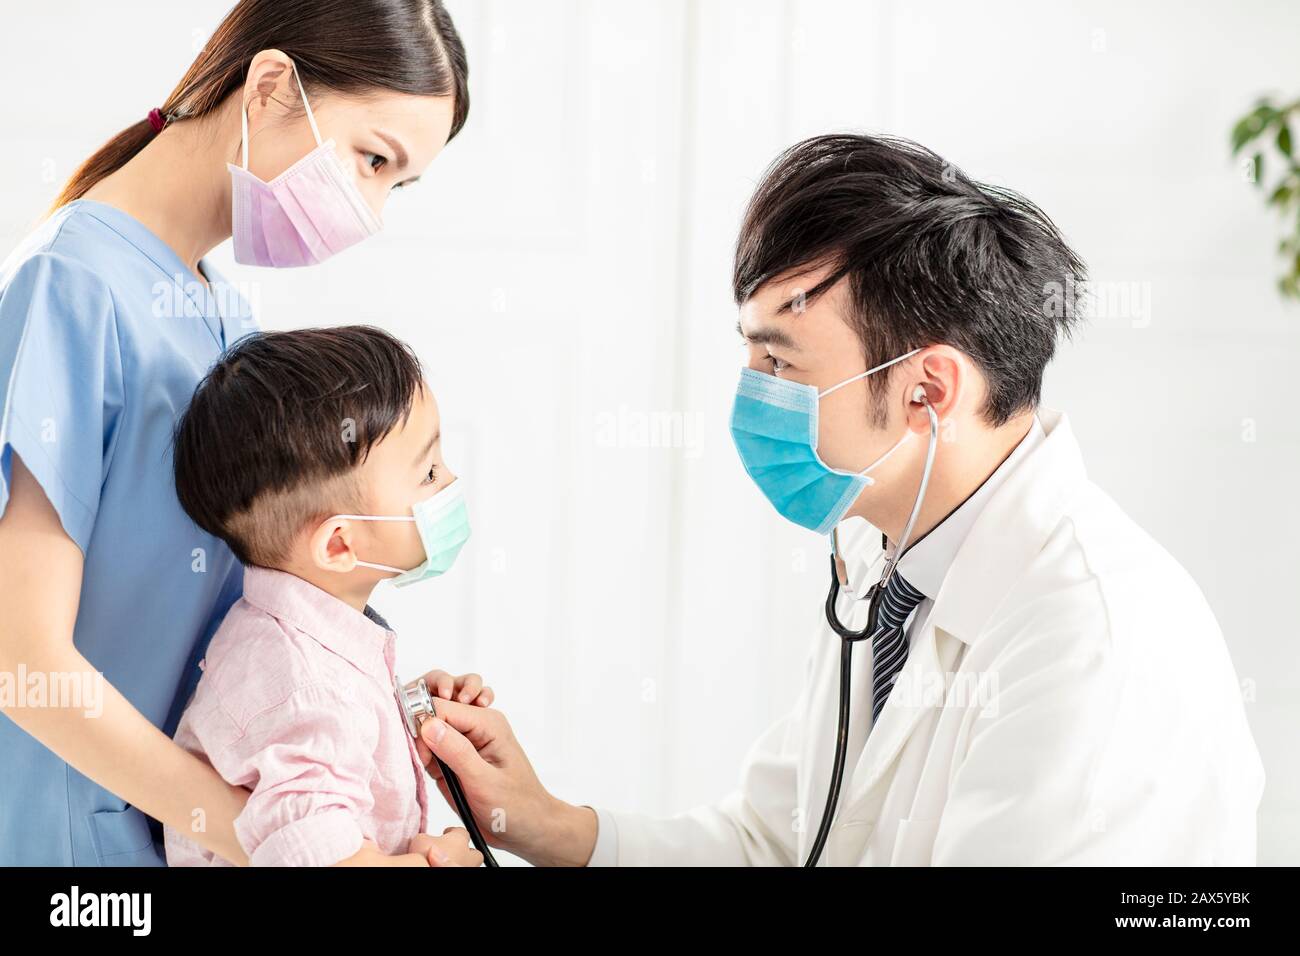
[
  {"x1": 804, "y1": 397, "x2": 939, "y2": 867},
  {"x1": 430, "y1": 745, "x2": 500, "y2": 867}
]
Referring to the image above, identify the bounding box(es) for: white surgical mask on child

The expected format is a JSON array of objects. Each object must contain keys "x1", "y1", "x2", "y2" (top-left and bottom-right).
[{"x1": 330, "y1": 480, "x2": 470, "y2": 587}]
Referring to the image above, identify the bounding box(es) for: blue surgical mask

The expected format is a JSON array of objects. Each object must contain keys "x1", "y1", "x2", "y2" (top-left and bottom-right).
[
  {"x1": 729, "y1": 349, "x2": 922, "y2": 535},
  {"x1": 334, "y1": 479, "x2": 471, "y2": 587}
]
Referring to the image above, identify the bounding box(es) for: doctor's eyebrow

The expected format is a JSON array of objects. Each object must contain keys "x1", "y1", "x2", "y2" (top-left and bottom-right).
[{"x1": 736, "y1": 321, "x2": 800, "y2": 350}]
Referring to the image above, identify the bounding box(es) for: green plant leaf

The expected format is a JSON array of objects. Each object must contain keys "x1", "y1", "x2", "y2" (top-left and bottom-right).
[
  {"x1": 1231, "y1": 104, "x2": 1278, "y2": 153},
  {"x1": 1232, "y1": 118, "x2": 1255, "y2": 153},
  {"x1": 1231, "y1": 95, "x2": 1300, "y2": 301},
  {"x1": 1269, "y1": 180, "x2": 1294, "y2": 205}
]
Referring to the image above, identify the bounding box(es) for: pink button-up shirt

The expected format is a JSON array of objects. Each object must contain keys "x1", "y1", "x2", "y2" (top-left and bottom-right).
[{"x1": 164, "y1": 566, "x2": 429, "y2": 866}]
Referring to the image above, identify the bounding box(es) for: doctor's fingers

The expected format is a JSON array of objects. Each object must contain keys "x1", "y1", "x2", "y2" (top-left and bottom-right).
[
  {"x1": 423, "y1": 697, "x2": 514, "y2": 753},
  {"x1": 414, "y1": 735, "x2": 440, "y2": 778},
  {"x1": 415, "y1": 737, "x2": 462, "y2": 782},
  {"x1": 423, "y1": 669, "x2": 457, "y2": 700},
  {"x1": 420, "y1": 669, "x2": 493, "y2": 706},
  {"x1": 453, "y1": 672, "x2": 487, "y2": 704},
  {"x1": 420, "y1": 714, "x2": 496, "y2": 785}
]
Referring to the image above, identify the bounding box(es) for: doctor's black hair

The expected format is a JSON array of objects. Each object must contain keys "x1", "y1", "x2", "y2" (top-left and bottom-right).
[
  {"x1": 173, "y1": 325, "x2": 425, "y2": 568},
  {"x1": 52, "y1": 0, "x2": 469, "y2": 212},
  {"x1": 732, "y1": 133, "x2": 1087, "y2": 427}
]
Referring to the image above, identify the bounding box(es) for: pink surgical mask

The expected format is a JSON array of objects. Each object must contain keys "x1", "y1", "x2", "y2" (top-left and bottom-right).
[{"x1": 227, "y1": 65, "x2": 382, "y2": 267}]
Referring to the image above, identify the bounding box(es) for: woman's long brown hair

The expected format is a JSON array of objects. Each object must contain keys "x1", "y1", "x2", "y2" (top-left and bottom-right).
[{"x1": 49, "y1": 0, "x2": 469, "y2": 215}]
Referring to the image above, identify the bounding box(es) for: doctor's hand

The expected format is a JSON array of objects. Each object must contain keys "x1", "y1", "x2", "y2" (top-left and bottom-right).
[
  {"x1": 412, "y1": 669, "x2": 494, "y2": 773},
  {"x1": 417, "y1": 700, "x2": 599, "y2": 868},
  {"x1": 419, "y1": 668, "x2": 495, "y2": 707}
]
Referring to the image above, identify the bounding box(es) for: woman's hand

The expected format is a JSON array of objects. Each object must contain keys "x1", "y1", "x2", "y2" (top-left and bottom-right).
[{"x1": 417, "y1": 701, "x2": 599, "y2": 867}]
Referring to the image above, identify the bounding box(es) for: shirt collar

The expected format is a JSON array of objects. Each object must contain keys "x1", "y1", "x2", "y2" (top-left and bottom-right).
[
  {"x1": 891, "y1": 414, "x2": 1046, "y2": 601},
  {"x1": 240, "y1": 566, "x2": 396, "y2": 687}
]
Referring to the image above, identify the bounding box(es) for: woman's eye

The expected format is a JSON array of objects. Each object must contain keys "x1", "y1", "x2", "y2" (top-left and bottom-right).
[
  {"x1": 363, "y1": 151, "x2": 387, "y2": 173},
  {"x1": 423, "y1": 464, "x2": 438, "y2": 485}
]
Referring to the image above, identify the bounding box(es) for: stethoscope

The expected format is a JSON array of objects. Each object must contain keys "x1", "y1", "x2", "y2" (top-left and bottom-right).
[
  {"x1": 803, "y1": 387, "x2": 939, "y2": 867},
  {"x1": 395, "y1": 675, "x2": 500, "y2": 867}
]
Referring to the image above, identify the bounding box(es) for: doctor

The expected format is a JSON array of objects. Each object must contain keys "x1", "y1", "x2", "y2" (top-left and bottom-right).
[{"x1": 418, "y1": 133, "x2": 1266, "y2": 865}]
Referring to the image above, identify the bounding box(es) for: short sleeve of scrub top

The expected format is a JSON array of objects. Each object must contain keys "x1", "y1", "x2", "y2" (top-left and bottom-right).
[{"x1": 0, "y1": 199, "x2": 256, "y2": 865}]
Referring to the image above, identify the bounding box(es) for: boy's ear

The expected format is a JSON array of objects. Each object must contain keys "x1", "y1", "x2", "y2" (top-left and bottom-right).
[{"x1": 309, "y1": 517, "x2": 360, "y2": 574}]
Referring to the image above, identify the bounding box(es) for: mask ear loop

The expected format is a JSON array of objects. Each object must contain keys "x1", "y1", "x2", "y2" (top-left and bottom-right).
[
  {"x1": 817, "y1": 347, "x2": 924, "y2": 401},
  {"x1": 239, "y1": 62, "x2": 322, "y2": 171},
  {"x1": 822, "y1": 349, "x2": 927, "y2": 586},
  {"x1": 354, "y1": 559, "x2": 407, "y2": 574},
  {"x1": 856, "y1": 430, "x2": 913, "y2": 484},
  {"x1": 239, "y1": 89, "x2": 250, "y2": 170},
  {"x1": 326, "y1": 513, "x2": 416, "y2": 575},
  {"x1": 827, "y1": 403, "x2": 924, "y2": 586},
  {"x1": 290, "y1": 63, "x2": 323, "y2": 147}
]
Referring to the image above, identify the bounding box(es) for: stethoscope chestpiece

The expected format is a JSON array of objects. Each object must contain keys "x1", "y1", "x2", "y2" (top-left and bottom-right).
[{"x1": 394, "y1": 674, "x2": 436, "y2": 740}]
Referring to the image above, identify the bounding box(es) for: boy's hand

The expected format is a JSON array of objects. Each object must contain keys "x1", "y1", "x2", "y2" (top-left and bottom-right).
[
  {"x1": 421, "y1": 669, "x2": 493, "y2": 707},
  {"x1": 411, "y1": 828, "x2": 484, "y2": 867}
]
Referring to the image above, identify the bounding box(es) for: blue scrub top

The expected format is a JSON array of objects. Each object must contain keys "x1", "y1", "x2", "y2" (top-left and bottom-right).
[{"x1": 0, "y1": 199, "x2": 254, "y2": 865}]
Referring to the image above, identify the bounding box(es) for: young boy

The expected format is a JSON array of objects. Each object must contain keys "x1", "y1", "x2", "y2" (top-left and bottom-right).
[{"x1": 164, "y1": 326, "x2": 486, "y2": 867}]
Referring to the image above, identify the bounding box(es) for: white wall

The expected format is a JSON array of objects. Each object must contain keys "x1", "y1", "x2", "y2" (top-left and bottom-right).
[{"x1": 2, "y1": 0, "x2": 1296, "y2": 864}]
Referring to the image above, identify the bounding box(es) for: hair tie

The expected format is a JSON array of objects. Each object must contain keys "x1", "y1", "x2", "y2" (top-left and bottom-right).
[{"x1": 147, "y1": 108, "x2": 166, "y2": 134}]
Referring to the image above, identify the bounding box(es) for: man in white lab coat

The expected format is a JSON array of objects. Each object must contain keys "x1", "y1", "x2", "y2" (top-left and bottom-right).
[{"x1": 418, "y1": 134, "x2": 1265, "y2": 866}]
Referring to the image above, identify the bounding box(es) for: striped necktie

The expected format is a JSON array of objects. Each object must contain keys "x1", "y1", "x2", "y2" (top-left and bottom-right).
[{"x1": 870, "y1": 571, "x2": 927, "y2": 724}]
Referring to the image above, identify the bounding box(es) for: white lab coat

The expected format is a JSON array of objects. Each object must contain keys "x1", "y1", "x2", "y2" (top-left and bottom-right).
[{"x1": 600, "y1": 408, "x2": 1265, "y2": 865}]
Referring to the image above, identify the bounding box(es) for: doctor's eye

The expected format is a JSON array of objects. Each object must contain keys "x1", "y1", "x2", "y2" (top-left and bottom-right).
[
  {"x1": 423, "y1": 464, "x2": 439, "y2": 486},
  {"x1": 362, "y1": 151, "x2": 388, "y2": 174},
  {"x1": 767, "y1": 354, "x2": 790, "y2": 373}
]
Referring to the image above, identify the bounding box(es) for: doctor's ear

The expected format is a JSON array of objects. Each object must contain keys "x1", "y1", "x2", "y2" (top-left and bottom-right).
[
  {"x1": 904, "y1": 347, "x2": 963, "y2": 430},
  {"x1": 308, "y1": 517, "x2": 360, "y2": 574}
]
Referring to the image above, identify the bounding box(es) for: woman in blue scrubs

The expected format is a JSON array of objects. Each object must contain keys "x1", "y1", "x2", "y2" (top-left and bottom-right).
[{"x1": 0, "y1": 0, "x2": 469, "y2": 865}]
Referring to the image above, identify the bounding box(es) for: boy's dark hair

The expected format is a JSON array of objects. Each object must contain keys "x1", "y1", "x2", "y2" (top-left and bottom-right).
[
  {"x1": 174, "y1": 325, "x2": 424, "y2": 567},
  {"x1": 733, "y1": 133, "x2": 1087, "y2": 426}
]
